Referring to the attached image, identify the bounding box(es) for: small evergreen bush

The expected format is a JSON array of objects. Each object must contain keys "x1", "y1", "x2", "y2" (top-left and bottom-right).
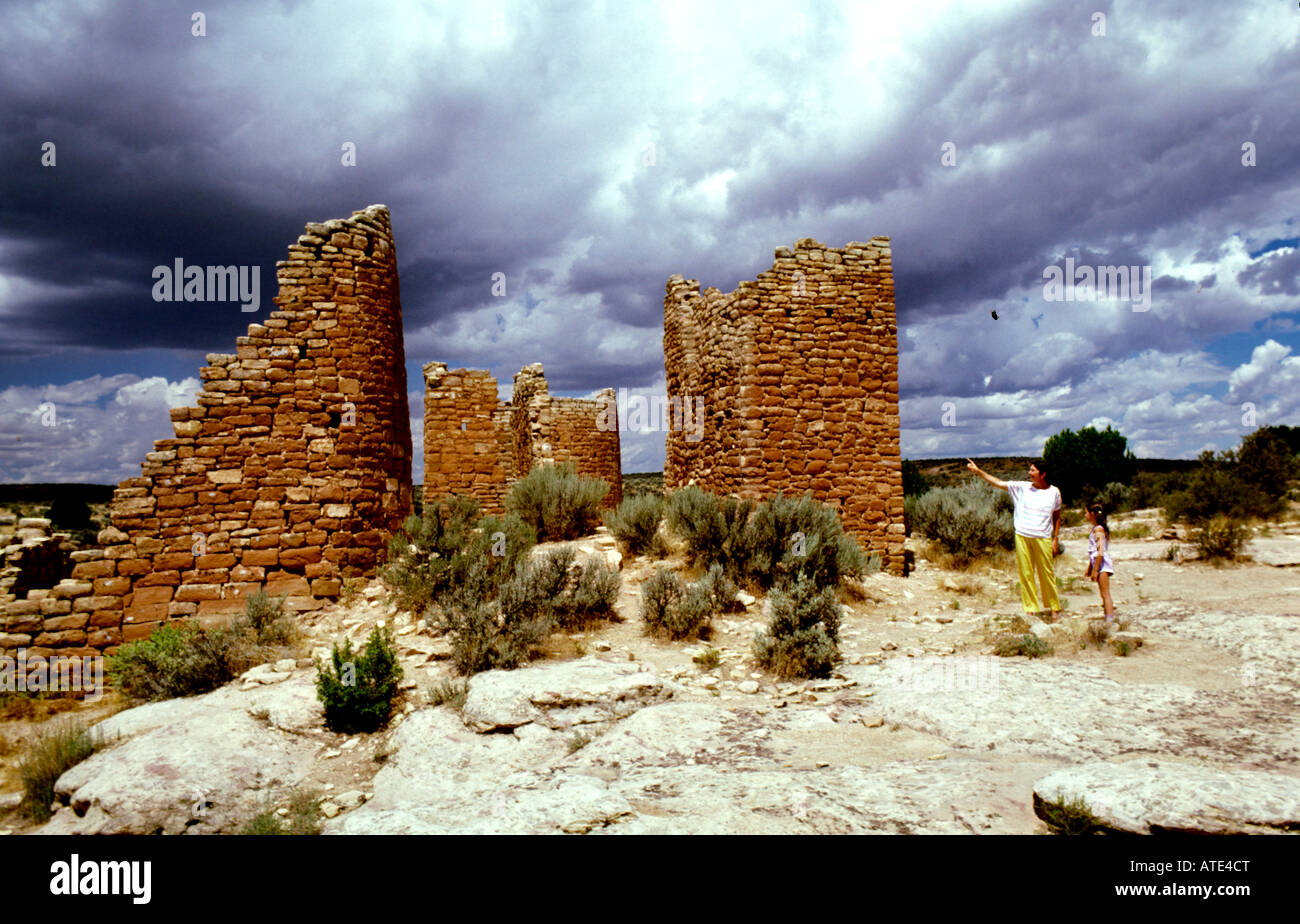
[
  {"x1": 315, "y1": 624, "x2": 404, "y2": 734},
  {"x1": 752, "y1": 575, "x2": 841, "y2": 679},
  {"x1": 603, "y1": 493, "x2": 666, "y2": 556},
  {"x1": 506, "y1": 462, "x2": 609, "y2": 542},
  {"x1": 911, "y1": 483, "x2": 1014, "y2": 563}
]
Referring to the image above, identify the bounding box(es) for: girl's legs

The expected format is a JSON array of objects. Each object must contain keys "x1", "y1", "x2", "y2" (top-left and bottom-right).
[{"x1": 1098, "y1": 571, "x2": 1114, "y2": 619}]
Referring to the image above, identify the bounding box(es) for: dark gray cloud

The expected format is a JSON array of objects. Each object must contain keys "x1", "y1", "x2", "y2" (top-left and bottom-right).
[{"x1": 1, "y1": 0, "x2": 1298, "y2": 484}]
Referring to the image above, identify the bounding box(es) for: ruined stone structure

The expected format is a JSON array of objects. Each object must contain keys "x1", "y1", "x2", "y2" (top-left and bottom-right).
[
  {"x1": 663, "y1": 237, "x2": 905, "y2": 575},
  {"x1": 0, "y1": 205, "x2": 414, "y2": 658},
  {"x1": 423, "y1": 362, "x2": 622, "y2": 515}
]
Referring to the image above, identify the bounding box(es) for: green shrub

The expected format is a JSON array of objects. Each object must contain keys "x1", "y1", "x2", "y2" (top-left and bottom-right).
[
  {"x1": 902, "y1": 459, "x2": 931, "y2": 497},
  {"x1": 1193, "y1": 514, "x2": 1248, "y2": 560},
  {"x1": 108, "y1": 620, "x2": 259, "y2": 702},
  {"x1": 744, "y1": 492, "x2": 866, "y2": 591},
  {"x1": 1165, "y1": 457, "x2": 1270, "y2": 525},
  {"x1": 437, "y1": 548, "x2": 620, "y2": 675},
  {"x1": 1237, "y1": 426, "x2": 1300, "y2": 504},
  {"x1": 993, "y1": 633, "x2": 1052, "y2": 658},
  {"x1": 1039, "y1": 794, "x2": 1105, "y2": 835},
  {"x1": 603, "y1": 493, "x2": 666, "y2": 556},
  {"x1": 911, "y1": 483, "x2": 1014, "y2": 562},
  {"x1": 664, "y1": 487, "x2": 754, "y2": 575},
  {"x1": 639, "y1": 564, "x2": 731, "y2": 641},
  {"x1": 506, "y1": 462, "x2": 609, "y2": 542},
  {"x1": 428, "y1": 677, "x2": 469, "y2": 710},
  {"x1": 19, "y1": 719, "x2": 105, "y2": 822},
  {"x1": 639, "y1": 567, "x2": 686, "y2": 638},
  {"x1": 241, "y1": 787, "x2": 323, "y2": 835},
  {"x1": 315, "y1": 625, "x2": 404, "y2": 734},
  {"x1": 903, "y1": 493, "x2": 919, "y2": 538},
  {"x1": 693, "y1": 647, "x2": 721, "y2": 670},
  {"x1": 382, "y1": 496, "x2": 535, "y2": 615},
  {"x1": 439, "y1": 597, "x2": 527, "y2": 677},
  {"x1": 241, "y1": 810, "x2": 285, "y2": 835},
  {"x1": 1092, "y1": 481, "x2": 1134, "y2": 513},
  {"x1": 503, "y1": 546, "x2": 621, "y2": 632},
  {"x1": 752, "y1": 575, "x2": 841, "y2": 679},
  {"x1": 550, "y1": 558, "x2": 621, "y2": 630},
  {"x1": 242, "y1": 590, "x2": 295, "y2": 646},
  {"x1": 1129, "y1": 470, "x2": 1188, "y2": 511}
]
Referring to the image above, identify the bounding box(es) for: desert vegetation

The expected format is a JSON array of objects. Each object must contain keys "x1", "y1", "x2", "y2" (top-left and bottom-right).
[
  {"x1": 384, "y1": 468, "x2": 622, "y2": 676},
  {"x1": 315, "y1": 624, "x2": 404, "y2": 734},
  {"x1": 108, "y1": 590, "x2": 299, "y2": 702}
]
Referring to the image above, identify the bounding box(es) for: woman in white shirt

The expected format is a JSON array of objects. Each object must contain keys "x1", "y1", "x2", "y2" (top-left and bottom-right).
[{"x1": 967, "y1": 458, "x2": 1063, "y2": 622}]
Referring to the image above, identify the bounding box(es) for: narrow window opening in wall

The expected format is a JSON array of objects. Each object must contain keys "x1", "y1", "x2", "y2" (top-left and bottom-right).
[
  {"x1": 297, "y1": 344, "x2": 305, "y2": 360},
  {"x1": 328, "y1": 411, "x2": 342, "y2": 430},
  {"x1": 824, "y1": 305, "x2": 833, "y2": 317},
  {"x1": 461, "y1": 421, "x2": 467, "y2": 431}
]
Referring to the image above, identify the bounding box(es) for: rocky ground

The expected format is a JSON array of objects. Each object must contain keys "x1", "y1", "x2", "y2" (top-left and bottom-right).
[{"x1": 3, "y1": 511, "x2": 1299, "y2": 835}]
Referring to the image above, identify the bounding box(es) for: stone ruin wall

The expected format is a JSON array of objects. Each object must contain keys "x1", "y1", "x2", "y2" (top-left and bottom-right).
[
  {"x1": 0, "y1": 205, "x2": 414, "y2": 660},
  {"x1": 422, "y1": 364, "x2": 515, "y2": 516},
  {"x1": 663, "y1": 237, "x2": 905, "y2": 575},
  {"x1": 423, "y1": 362, "x2": 622, "y2": 515}
]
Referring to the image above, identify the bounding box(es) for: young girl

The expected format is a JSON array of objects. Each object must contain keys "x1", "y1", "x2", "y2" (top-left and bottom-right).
[{"x1": 1083, "y1": 503, "x2": 1116, "y2": 621}]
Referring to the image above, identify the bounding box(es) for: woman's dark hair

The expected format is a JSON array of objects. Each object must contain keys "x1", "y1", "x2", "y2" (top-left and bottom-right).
[
  {"x1": 1087, "y1": 502, "x2": 1109, "y2": 539},
  {"x1": 1029, "y1": 458, "x2": 1049, "y2": 483}
]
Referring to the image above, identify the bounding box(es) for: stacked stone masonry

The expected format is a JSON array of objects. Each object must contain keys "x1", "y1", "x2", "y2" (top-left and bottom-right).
[
  {"x1": 0, "y1": 205, "x2": 416, "y2": 657},
  {"x1": 663, "y1": 237, "x2": 905, "y2": 575},
  {"x1": 423, "y1": 362, "x2": 622, "y2": 515}
]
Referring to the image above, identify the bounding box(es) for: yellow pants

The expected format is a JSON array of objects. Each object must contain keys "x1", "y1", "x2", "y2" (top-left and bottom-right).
[{"x1": 1015, "y1": 534, "x2": 1060, "y2": 614}]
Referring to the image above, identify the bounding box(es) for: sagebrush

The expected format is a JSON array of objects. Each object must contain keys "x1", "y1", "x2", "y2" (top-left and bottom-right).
[
  {"x1": 438, "y1": 547, "x2": 621, "y2": 675},
  {"x1": 752, "y1": 575, "x2": 842, "y2": 679},
  {"x1": 506, "y1": 462, "x2": 609, "y2": 542},
  {"x1": 603, "y1": 493, "x2": 666, "y2": 556},
  {"x1": 382, "y1": 495, "x2": 535, "y2": 614},
  {"x1": 911, "y1": 483, "x2": 1014, "y2": 563}
]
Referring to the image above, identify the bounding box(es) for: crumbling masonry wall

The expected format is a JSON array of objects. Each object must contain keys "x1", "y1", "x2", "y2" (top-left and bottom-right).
[
  {"x1": 422, "y1": 365, "x2": 515, "y2": 516},
  {"x1": 663, "y1": 237, "x2": 904, "y2": 575},
  {"x1": 423, "y1": 362, "x2": 621, "y2": 514},
  {"x1": 6, "y1": 205, "x2": 414, "y2": 656}
]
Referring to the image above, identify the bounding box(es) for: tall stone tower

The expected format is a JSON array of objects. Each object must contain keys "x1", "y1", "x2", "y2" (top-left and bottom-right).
[
  {"x1": 92, "y1": 205, "x2": 412, "y2": 648},
  {"x1": 663, "y1": 237, "x2": 904, "y2": 575}
]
